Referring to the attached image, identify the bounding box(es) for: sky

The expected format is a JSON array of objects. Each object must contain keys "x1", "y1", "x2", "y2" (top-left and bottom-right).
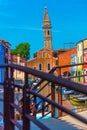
[{"x1": 0, "y1": 0, "x2": 87, "y2": 58}]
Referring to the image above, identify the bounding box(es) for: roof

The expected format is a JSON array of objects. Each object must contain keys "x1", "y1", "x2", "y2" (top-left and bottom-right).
[
  {"x1": 43, "y1": 7, "x2": 51, "y2": 26},
  {"x1": 76, "y1": 38, "x2": 87, "y2": 45},
  {"x1": 57, "y1": 47, "x2": 77, "y2": 56},
  {"x1": 34, "y1": 47, "x2": 53, "y2": 57},
  {"x1": 0, "y1": 39, "x2": 11, "y2": 46}
]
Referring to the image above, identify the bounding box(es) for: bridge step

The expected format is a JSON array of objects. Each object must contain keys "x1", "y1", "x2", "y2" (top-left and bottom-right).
[
  {"x1": 38, "y1": 118, "x2": 82, "y2": 130},
  {"x1": 60, "y1": 110, "x2": 87, "y2": 130},
  {"x1": 17, "y1": 118, "x2": 82, "y2": 130},
  {"x1": 0, "y1": 118, "x2": 83, "y2": 130}
]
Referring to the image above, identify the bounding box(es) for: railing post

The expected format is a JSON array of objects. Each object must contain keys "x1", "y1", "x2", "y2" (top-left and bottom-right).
[
  {"x1": 51, "y1": 83, "x2": 55, "y2": 117},
  {"x1": 9, "y1": 68, "x2": 14, "y2": 130},
  {"x1": 4, "y1": 67, "x2": 9, "y2": 130},
  {"x1": 4, "y1": 67, "x2": 14, "y2": 130},
  {"x1": 33, "y1": 96, "x2": 36, "y2": 117},
  {"x1": 58, "y1": 68, "x2": 62, "y2": 117},
  {"x1": 23, "y1": 73, "x2": 30, "y2": 130}
]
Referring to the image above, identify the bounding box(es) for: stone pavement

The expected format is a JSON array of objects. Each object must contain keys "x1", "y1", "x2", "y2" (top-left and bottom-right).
[
  {"x1": 0, "y1": 111, "x2": 87, "y2": 130},
  {"x1": 39, "y1": 118, "x2": 83, "y2": 130},
  {"x1": 59, "y1": 110, "x2": 87, "y2": 130},
  {"x1": 0, "y1": 118, "x2": 83, "y2": 130},
  {"x1": 15, "y1": 118, "x2": 83, "y2": 130}
]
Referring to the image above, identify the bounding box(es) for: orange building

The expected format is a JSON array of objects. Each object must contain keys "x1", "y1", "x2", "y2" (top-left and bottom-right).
[{"x1": 58, "y1": 48, "x2": 77, "y2": 75}]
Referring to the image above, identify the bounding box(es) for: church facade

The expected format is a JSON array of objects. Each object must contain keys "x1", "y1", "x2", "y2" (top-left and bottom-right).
[
  {"x1": 27, "y1": 8, "x2": 77, "y2": 78},
  {"x1": 27, "y1": 8, "x2": 58, "y2": 74}
]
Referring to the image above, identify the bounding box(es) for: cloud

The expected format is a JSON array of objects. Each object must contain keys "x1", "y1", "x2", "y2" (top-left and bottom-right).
[
  {"x1": 7, "y1": 26, "x2": 62, "y2": 33},
  {"x1": 8, "y1": 26, "x2": 42, "y2": 31},
  {"x1": 0, "y1": 25, "x2": 62, "y2": 33},
  {"x1": 0, "y1": 25, "x2": 42, "y2": 31}
]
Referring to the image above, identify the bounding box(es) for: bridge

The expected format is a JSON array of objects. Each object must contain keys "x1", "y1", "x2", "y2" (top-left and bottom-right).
[{"x1": 0, "y1": 63, "x2": 87, "y2": 130}]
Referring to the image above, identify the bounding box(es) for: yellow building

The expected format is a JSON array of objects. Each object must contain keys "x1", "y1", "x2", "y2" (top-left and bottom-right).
[{"x1": 76, "y1": 38, "x2": 87, "y2": 84}]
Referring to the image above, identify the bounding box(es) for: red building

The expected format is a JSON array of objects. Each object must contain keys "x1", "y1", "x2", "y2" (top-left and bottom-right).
[{"x1": 58, "y1": 48, "x2": 77, "y2": 75}]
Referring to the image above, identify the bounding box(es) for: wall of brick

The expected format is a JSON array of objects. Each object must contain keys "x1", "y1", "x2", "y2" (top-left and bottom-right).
[{"x1": 27, "y1": 48, "x2": 57, "y2": 73}]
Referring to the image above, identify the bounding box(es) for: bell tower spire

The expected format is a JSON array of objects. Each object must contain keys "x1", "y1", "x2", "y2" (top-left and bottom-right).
[{"x1": 43, "y1": 7, "x2": 52, "y2": 50}]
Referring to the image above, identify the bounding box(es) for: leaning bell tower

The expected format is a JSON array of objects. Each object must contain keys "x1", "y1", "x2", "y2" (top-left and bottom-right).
[{"x1": 42, "y1": 7, "x2": 52, "y2": 50}]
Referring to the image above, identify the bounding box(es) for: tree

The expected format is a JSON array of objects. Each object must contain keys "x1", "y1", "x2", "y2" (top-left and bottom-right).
[{"x1": 11, "y1": 42, "x2": 30, "y2": 60}]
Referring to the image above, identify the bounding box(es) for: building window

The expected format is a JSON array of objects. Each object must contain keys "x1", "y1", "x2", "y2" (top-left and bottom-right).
[
  {"x1": 5, "y1": 58, "x2": 8, "y2": 63},
  {"x1": 43, "y1": 52, "x2": 47, "y2": 58},
  {"x1": 48, "y1": 30, "x2": 50, "y2": 35},
  {"x1": 5, "y1": 47, "x2": 8, "y2": 54},
  {"x1": 84, "y1": 53, "x2": 86, "y2": 61},
  {"x1": 80, "y1": 56, "x2": 82, "y2": 63},
  {"x1": 48, "y1": 64, "x2": 50, "y2": 70},
  {"x1": 39, "y1": 64, "x2": 42, "y2": 70},
  {"x1": 77, "y1": 45, "x2": 79, "y2": 51},
  {"x1": 56, "y1": 60, "x2": 58, "y2": 65},
  {"x1": 77, "y1": 57, "x2": 79, "y2": 63},
  {"x1": 77, "y1": 71, "x2": 82, "y2": 82},
  {"x1": 79, "y1": 43, "x2": 83, "y2": 51}
]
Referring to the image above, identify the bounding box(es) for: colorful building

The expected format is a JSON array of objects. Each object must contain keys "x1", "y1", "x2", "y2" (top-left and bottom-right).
[
  {"x1": 58, "y1": 48, "x2": 77, "y2": 75},
  {"x1": 83, "y1": 48, "x2": 87, "y2": 84},
  {"x1": 76, "y1": 38, "x2": 87, "y2": 84},
  {"x1": 0, "y1": 39, "x2": 11, "y2": 82},
  {"x1": 76, "y1": 40, "x2": 83, "y2": 83},
  {"x1": 71, "y1": 54, "x2": 77, "y2": 82},
  {"x1": 83, "y1": 39, "x2": 87, "y2": 85}
]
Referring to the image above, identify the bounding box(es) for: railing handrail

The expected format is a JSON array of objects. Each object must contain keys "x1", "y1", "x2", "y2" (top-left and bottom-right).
[
  {"x1": 0, "y1": 63, "x2": 87, "y2": 130},
  {"x1": 8, "y1": 64, "x2": 87, "y2": 94},
  {"x1": 29, "y1": 89, "x2": 87, "y2": 124}
]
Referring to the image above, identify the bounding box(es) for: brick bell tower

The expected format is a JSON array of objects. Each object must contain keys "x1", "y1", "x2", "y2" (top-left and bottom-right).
[{"x1": 43, "y1": 7, "x2": 52, "y2": 50}]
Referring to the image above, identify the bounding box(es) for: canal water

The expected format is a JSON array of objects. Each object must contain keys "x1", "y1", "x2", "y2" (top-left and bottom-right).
[
  {"x1": 0, "y1": 91, "x2": 51, "y2": 129},
  {"x1": 0, "y1": 88, "x2": 85, "y2": 129},
  {"x1": 0, "y1": 92, "x2": 23, "y2": 128}
]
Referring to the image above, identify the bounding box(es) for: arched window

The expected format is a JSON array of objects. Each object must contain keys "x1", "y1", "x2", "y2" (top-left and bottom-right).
[
  {"x1": 48, "y1": 64, "x2": 50, "y2": 70},
  {"x1": 48, "y1": 30, "x2": 50, "y2": 35},
  {"x1": 5, "y1": 47, "x2": 8, "y2": 54},
  {"x1": 39, "y1": 64, "x2": 42, "y2": 70}
]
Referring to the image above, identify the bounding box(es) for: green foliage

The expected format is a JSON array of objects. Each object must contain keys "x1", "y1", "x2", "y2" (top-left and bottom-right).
[{"x1": 11, "y1": 42, "x2": 30, "y2": 60}]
